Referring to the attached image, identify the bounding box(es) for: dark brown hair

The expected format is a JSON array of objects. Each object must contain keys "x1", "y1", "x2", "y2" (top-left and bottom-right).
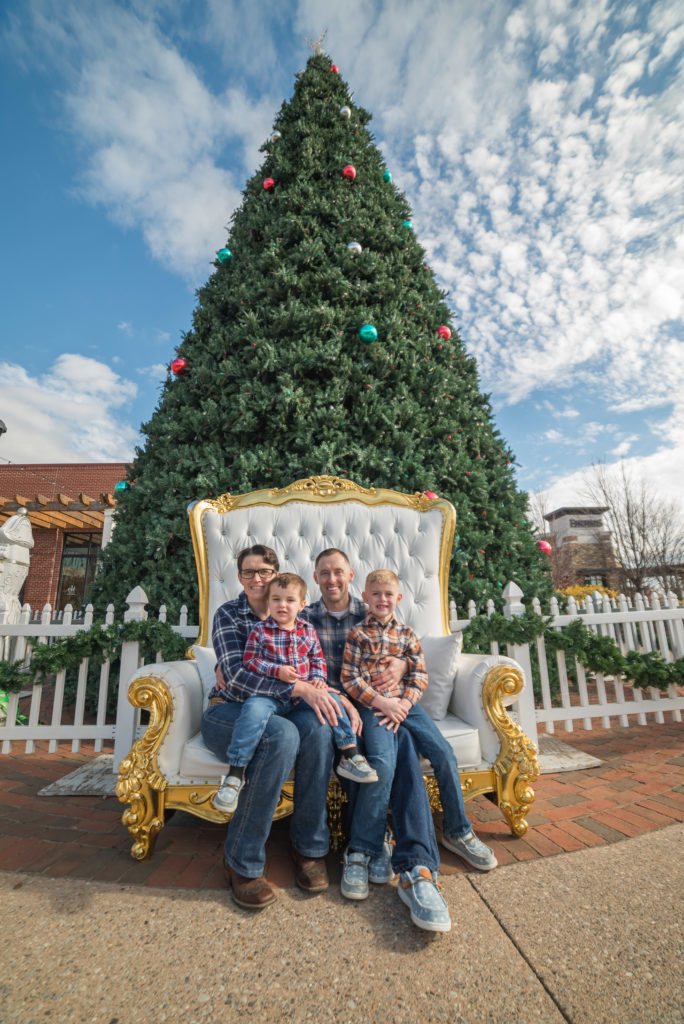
[{"x1": 237, "y1": 544, "x2": 280, "y2": 573}]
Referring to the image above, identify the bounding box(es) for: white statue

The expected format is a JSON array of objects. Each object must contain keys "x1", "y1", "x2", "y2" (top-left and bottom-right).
[{"x1": 0, "y1": 508, "x2": 34, "y2": 625}]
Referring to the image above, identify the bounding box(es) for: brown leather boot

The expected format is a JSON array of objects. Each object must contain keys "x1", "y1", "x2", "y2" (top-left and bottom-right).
[
  {"x1": 290, "y1": 847, "x2": 329, "y2": 893},
  {"x1": 224, "y1": 861, "x2": 277, "y2": 909}
]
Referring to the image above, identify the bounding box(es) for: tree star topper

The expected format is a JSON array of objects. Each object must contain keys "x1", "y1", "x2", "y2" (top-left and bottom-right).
[{"x1": 304, "y1": 29, "x2": 328, "y2": 56}]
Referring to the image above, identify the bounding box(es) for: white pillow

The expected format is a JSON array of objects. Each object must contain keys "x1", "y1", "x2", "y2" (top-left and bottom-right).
[
  {"x1": 419, "y1": 632, "x2": 463, "y2": 721},
  {"x1": 192, "y1": 645, "x2": 218, "y2": 701}
]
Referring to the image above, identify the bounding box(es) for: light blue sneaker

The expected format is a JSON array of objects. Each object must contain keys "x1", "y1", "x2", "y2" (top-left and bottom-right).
[
  {"x1": 340, "y1": 849, "x2": 370, "y2": 900},
  {"x1": 398, "y1": 866, "x2": 451, "y2": 933},
  {"x1": 213, "y1": 774, "x2": 245, "y2": 814},
  {"x1": 441, "y1": 830, "x2": 498, "y2": 871},
  {"x1": 369, "y1": 830, "x2": 395, "y2": 884}
]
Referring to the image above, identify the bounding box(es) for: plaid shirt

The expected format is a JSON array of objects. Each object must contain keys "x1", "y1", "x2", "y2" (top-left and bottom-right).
[
  {"x1": 243, "y1": 616, "x2": 326, "y2": 686},
  {"x1": 302, "y1": 596, "x2": 366, "y2": 690},
  {"x1": 209, "y1": 593, "x2": 294, "y2": 703},
  {"x1": 341, "y1": 612, "x2": 428, "y2": 707}
]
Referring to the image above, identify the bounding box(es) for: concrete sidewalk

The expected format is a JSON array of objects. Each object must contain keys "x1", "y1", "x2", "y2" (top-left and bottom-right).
[{"x1": 1, "y1": 822, "x2": 682, "y2": 1024}]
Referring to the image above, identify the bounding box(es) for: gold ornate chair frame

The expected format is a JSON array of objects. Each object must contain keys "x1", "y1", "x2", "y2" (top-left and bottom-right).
[{"x1": 117, "y1": 476, "x2": 538, "y2": 860}]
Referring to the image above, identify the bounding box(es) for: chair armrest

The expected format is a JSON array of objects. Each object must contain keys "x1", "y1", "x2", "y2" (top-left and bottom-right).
[
  {"x1": 126, "y1": 659, "x2": 204, "y2": 779},
  {"x1": 450, "y1": 653, "x2": 525, "y2": 764}
]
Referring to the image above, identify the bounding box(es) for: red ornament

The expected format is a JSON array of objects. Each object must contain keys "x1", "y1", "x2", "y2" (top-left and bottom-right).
[
  {"x1": 424, "y1": 491, "x2": 438, "y2": 500},
  {"x1": 343, "y1": 164, "x2": 357, "y2": 180},
  {"x1": 538, "y1": 540, "x2": 552, "y2": 556},
  {"x1": 171, "y1": 358, "x2": 187, "y2": 376},
  {"x1": 263, "y1": 178, "x2": 275, "y2": 191},
  {"x1": 331, "y1": 65, "x2": 339, "y2": 73},
  {"x1": 437, "y1": 326, "x2": 451, "y2": 340}
]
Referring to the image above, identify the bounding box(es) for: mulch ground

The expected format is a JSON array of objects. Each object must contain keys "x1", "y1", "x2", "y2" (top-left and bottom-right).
[{"x1": 0, "y1": 720, "x2": 681, "y2": 890}]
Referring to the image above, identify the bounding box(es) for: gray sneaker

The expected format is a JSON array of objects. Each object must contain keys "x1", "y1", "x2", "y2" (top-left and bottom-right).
[
  {"x1": 340, "y1": 849, "x2": 370, "y2": 900},
  {"x1": 398, "y1": 866, "x2": 451, "y2": 933},
  {"x1": 336, "y1": 754, "x2": 378, "y2": 784},
  {"x1": 441, "y1": 830, "x2": 498, "y2": 871},
  {"x1": 369, "y1": 830, "x2": 395, "y2": 884},
  {"x1": 213, "y1": 774, "x2": 245, "y2": 814}
]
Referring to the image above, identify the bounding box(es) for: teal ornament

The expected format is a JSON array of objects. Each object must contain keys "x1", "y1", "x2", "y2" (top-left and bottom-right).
[
  {"x1": 114, "y1": 480, "x2": 131, "y2": 494},
  {"x1": 217, "y1": 247, "x2": 232, "y2": 264},
  {"x1": 359, "y1": 324, "x2": 378, "y2": 343},
  {"x1": 383, "y1": 170, "x2": 392, "y2": 183},
  {"x1": 402, "y1": 220, "x2": 412, "y2": 229},
  {"x1": 347, "y1": 241, "x2": 362, "y2": 257}
]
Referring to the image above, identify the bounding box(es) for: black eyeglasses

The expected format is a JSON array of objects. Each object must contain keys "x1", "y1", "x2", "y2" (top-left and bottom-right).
[{"x1": 239, "y1": 568, "x2": 277, "y2": 580}]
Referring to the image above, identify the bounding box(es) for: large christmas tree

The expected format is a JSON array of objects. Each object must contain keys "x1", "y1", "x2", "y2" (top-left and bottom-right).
[{"x1": 92, "y1": 50, "x2": 552, "y2": 618}]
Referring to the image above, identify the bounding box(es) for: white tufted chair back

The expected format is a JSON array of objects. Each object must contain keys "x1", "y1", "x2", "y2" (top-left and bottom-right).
[{"x1": 189, "y1": 477, "x2": 456, "y2": 645}]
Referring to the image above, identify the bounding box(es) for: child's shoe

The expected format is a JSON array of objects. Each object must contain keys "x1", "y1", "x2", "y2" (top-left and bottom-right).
[
  {"x1": 336, "y1": 753, "x2": 378, "y2": 784},
  {"x1": 213, "y1": 774, "x2": 245, "y2": 813},
  {"x1": 398, "y1": 866, "x2": 451, "y2": 933},
  {"x1": 441, "y1": 830, "x2": 497, "y2": 871},
  {"x1": 340, "y1": 849, "x2": 370, "y2": 900},
  {"x1": 369, "y1": 829, "x2": 395, "y2": 884}
]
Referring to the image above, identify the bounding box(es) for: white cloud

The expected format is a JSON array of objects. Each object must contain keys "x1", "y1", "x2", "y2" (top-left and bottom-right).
[{"x1": 0, "y1": 355, "x2": 139, "y2": 463}]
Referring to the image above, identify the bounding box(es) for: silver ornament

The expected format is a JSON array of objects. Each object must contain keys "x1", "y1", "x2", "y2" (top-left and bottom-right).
[
  {"x1": 347, "y1": 241, "x2": 362, "y2": 256},
  {"x1": 270, "y1": 131, "x2": 281, "y2": 142},
  {"x1": 339, "y1": 105, "x2": 351, "y2": 120}
]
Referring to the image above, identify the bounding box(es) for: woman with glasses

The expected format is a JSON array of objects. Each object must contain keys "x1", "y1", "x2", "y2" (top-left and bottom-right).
[{"x1": 201, "y1": 544, "x2": 340, "y2": 909}]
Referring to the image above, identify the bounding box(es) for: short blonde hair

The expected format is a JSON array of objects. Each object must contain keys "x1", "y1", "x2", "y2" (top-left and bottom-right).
[
  {"x1": 365, "y1": 569, "x2": 400, "y2": 589},
  {"x1": 267, "y1": 572, "x2": 307, "y2": 601}
]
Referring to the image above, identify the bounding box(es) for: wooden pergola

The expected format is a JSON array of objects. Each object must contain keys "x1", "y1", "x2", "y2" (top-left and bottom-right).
[{"x1": 0, "y1": 492, "x2": 116, "y2": 532}]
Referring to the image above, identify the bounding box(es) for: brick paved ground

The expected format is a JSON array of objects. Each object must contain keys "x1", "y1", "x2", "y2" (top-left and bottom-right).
[{"x1": 0, "y1": 720, "x2": 681, "y2": 890}]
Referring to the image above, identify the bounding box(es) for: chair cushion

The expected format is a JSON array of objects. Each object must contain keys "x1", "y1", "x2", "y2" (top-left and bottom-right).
[
  {"x1": 176, "y1": 731, "x2": 227, "y2": 784},
  {"x1": 419, "y1": 632, "x2": 463, "y2": 721},
  {"x1": 173, "y1": 709, "x2": 483, "y2": 786},
  {"x1": 431, "y1": 714, "x2": 482, "y2": 770},
  {"x1": 192, "y1": 645, "x2": 218, "y2": 701}
]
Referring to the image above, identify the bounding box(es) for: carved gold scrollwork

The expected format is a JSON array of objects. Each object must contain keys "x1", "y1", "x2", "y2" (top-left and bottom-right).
[
  {"x1": 326, "y1": 777, "x2": 348, "y2": 850},
  {"x1": 115, "y1": 676, "x2": 174, "y2": 860},
  {"x1": 273, "y1": 475, "x2": 377, "y2": 498},
  {"x1": 482, "y1": 664, "x2": 540, "y2": 837},
  {"x1": 424, "y1": 774, "x2": 443, "y2": 813}
]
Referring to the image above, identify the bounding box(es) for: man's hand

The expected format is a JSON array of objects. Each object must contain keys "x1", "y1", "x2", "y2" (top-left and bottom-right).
[
  {"x1": 214, "y1": 664, "x2": 227, "y2": 691},
  {"x1": 337, "y1": 692, "x2": 363, "y2": 735},
  {"x1": 371, "y1": 693, "x2": 408, "y2": 732},
  {"x1": 293, "y1": 681, "x2": 342, "y2": 727},
  {"x1": 372, "y1": 656, "x2": 407, "y2": 692},
  {"x1": 278, "y1": 665, "x2": 299, "y2": 684}
]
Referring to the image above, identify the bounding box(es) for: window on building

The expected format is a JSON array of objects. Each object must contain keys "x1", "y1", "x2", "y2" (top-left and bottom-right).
[
  {"x1": 584, "y1": 574, "x2": 607, "y2": 587},
  {"x1": 56, "y1": 533, "x2": 101, "y2": 610},
  {"x1": 570, "y1": 518, "x2": 602, "y2": 529}
]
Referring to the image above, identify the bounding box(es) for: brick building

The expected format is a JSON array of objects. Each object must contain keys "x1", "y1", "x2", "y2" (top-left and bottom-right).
[
  {"x1": 543, "y1": 506, "x2": 622, "y2": 591},
  {"x1": 0, "y1": 463, "x2": 128, "y2": 611}
]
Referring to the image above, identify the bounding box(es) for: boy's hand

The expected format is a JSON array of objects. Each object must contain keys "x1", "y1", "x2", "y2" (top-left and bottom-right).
[
  {"x1": 371, "y1": 693, "x2": 408, "y2": 732},
  {"x1": 372, "y1": 656, "x2": 407, "y2": 692},
  {"x1": 277, "y1": 665, "x2": 299, "y2": 683},
  {"x1": 311, "y1": 676, "x2": 328, "y2": 691}
]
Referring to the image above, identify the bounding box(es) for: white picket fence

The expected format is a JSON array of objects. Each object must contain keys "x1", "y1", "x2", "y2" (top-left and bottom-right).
[{"x1": 0, "y1": 583, "x2": 682, "y2": 758}]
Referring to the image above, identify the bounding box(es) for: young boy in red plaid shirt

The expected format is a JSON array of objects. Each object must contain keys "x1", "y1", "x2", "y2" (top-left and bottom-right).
[{"x1": 213, "y1": 572, "x2": 376, "y2": 814}]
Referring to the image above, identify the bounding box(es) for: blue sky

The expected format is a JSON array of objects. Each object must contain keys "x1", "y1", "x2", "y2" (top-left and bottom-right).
[{"x1": 1, "y1": 0, "x2": 683, "y2": 513}]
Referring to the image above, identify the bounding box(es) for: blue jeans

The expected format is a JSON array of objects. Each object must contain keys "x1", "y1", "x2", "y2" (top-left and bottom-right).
[
  {"x1": 227, "y1": 693, "x2": 356, "y2": 767},
  {"x1": 399, "y1": 702, "x2": 472, "y2": 842},
  {"x1": 201, "y1": 700, "x2": 334, "y2": 878},
  {"x1": 350, "y1": 704, "x2": 471, "y2": 860},
  {"x1": 347, "y1": 716, "x2": 440, "y2": 873}
]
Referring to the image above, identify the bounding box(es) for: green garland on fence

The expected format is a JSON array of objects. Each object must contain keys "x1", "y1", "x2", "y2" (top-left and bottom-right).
[
  {"x1": 0, "y1": 618, "x2": 189, "y2": 693},
  {"x1": 463, "y1": 609, "x2": 684, "y2": 692},
  {"x1": 1, "y1": 607, "x2": 682, "y2": 696}
]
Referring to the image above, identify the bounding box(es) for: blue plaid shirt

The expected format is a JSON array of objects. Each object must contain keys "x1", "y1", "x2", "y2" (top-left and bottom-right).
[
  {"x1": 302, "y1": 595, "x2": 366, "y2": 691},
  {"x1": 209, "y1": 593, "x2": 295, "y2": 703}
]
